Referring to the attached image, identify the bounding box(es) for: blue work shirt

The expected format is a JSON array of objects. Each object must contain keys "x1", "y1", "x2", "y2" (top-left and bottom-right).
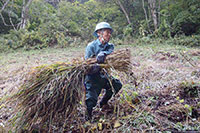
[{"x1": 85, "y1": 39, "x2": 114, "y2": 59}]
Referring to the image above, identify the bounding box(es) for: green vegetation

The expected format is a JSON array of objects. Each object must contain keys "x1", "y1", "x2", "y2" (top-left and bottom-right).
[{"x1": 0, "y1": 0, "x2": 200, "y2": 52}]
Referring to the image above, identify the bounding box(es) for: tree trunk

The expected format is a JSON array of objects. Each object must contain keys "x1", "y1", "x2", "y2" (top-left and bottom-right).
[
  {"x1": 0, "y1": 0, "x2": 10, "y2": 26},
  {"x1": 148, "y1": 0, "x2": 157, "y2": 31},
  {"x1": 142, "y1": 0, "x2": 150, "y2": 32},
  {"x1": 0, "y1": 0, "x2": 10, "y2": 13},
  {"x1": 20, "y1": 0, "x2": 33, "y2": 29},
  {"x1": 116, "y1": 0, "x2": 131, "y2": 25},
  {"x1": 0, "y1": 0, "x2": 17, "y2": 30},
  {"x1": 158, "y1": 0, "x2": 161, "y2": 27}
]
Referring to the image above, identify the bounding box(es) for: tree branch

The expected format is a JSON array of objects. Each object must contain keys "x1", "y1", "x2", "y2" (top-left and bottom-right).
[
  {"x1": 0, "y1": 0, "x2": 10, "y2": 13},
  {"x1": 0, "y1": 13, "x2": 9, "y2": 26},
  {"x1": 8, "y1": 10, "x2": 16, "y2": 30},
  {"x1": 0, "y1": 0, "x2": 19, "y2": 28},
  {"x1": 116, "y1": 0, "x2": 131, "y2": 25},
  {"x1": 142, "y1": 0, "x2": 151, "y2": 33},
  {"x1": 20, "y1": 0, "x2": 33, "y2": 29},
  {"x1": 148, "y1": 0, "x2": 158, "y2": 31},
  {"x1": 158, "y1": 0, "x2": 161, "y2": 27},
  {"x1": 0, "y1": 0, "x2": 11, "y2": 26}
]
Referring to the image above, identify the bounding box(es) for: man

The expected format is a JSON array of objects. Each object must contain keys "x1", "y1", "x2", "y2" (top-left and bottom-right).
[{"x1": 84, "y1": 22, "x2": 122, "y2": 121}]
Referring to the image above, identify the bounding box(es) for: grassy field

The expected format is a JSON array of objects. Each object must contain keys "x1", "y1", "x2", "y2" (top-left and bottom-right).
[{"x1": 0, "y1": 42, "x2": 199, "y2": 132}]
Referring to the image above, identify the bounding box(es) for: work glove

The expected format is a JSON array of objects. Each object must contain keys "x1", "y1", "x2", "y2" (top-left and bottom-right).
[
  {"x1": 96, "y1": 52, "x2": 106, "y2": 64},
  {"x1": 88, "y1": 64, "x2": 101, "y2": 74}
]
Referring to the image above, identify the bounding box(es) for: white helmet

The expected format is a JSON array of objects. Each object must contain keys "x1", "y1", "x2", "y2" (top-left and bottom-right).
[{"x1": 93, "y1": 22, "x2": 113, "y2": 37}]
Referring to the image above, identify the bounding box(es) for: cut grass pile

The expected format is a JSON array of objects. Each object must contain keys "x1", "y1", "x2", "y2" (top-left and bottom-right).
[{"x1": 11, "y1": 49, "x2": 131, "y2": 131}]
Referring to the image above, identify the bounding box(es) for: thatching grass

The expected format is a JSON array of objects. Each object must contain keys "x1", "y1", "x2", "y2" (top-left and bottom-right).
[{"x1": 12, "y1": 48, "x2": 131, "y2": 131}]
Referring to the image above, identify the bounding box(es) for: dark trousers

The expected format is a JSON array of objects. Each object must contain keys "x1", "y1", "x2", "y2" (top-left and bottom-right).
[{"x1": 84, "y1": 72, "x2": 122, "y2": 110}]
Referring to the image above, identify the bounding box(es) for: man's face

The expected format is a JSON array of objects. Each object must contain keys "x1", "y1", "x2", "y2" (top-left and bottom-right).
[{"x1": 98, "y1": 28, "x2": 112, "y2": 44}]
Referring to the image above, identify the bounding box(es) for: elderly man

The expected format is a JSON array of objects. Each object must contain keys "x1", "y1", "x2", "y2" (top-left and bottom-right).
[{"x1": 84, "y1": 22, "x2": 122, "y2": 121}]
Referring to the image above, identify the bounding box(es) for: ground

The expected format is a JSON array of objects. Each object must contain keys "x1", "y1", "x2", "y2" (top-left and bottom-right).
[{"x1": 0, "y1": 44, "x2": 199, "y2": 132}]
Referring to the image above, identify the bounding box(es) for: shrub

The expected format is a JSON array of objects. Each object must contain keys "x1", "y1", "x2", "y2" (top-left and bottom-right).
[{"x1": 168, "y1": 35, "x2": 200, "y2": 47}]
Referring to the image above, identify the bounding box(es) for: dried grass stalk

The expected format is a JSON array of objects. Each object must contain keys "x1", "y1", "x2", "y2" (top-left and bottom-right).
[{"x1": 12, "y1": 48, "x2": 132, "y2": 131}]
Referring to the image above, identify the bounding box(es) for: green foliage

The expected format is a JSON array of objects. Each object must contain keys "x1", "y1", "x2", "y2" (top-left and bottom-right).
[
  {"x1": 172, "y1": 10, "x2": 197, "y2": 35},
  {"x1": 131, "y1": 111, "x2": 156, "y2": 129},
  {"x1": 0, "y1": 29, "x2": 26, "y2": 52},
  {"x1": 28, "y1": 0, "x2": 56, "y2": 31},
  {"x1": 1, "y1": 0, "x2": 127, "y2": 51},
  {"x1": 169, "y1": 35, "x2": 200, "y2": 47},
  {"x1": 1, "y1": 0, "x2": 200, "y2": 52},
  {"x1": 57, "y1": 1, "x2": 88, "y2": 38},
  {"x1": 138, "y1": 20, "x2": 151, "y2": 37},
  {"x1": 123, "y1": 24, "x2": 133, "y2": 37},
  {"x1": 21, "y1": 30, "x2": 46, "y2": 50},
  {"x1": 161, "y1": 0, "x2": 200, "y2": 36},
  {"x1": 155, "y1": 9, "x2": 171, "y2": 38},
  {"x1": 0, "y1": 29, "x2": 43, "y2": 52},
  {"x1": 80, "y1": 0, "x2": 124, "y2": 38},
  {"x1": 179, "y1": 81, "x2": 199, "y2": 98},
  {"x1": 0, "y1": 0, "x2": 22, "y2": 34}
]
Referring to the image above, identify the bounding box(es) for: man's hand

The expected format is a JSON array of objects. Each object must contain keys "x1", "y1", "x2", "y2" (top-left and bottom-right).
[{"x1": 96, "y1": 52, "x2": 106, "y2": 63}]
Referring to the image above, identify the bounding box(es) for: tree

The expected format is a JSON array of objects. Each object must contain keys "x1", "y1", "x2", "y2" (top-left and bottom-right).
[
  {"x1": 161, "y1": 0, "x2": 200, "y2": 35},
  {"x1": 112, "y1": 0, "x2": 137, "y2": 36},
  {"x1": 142, "y1": 0, "x2": 150, "y2": 32},
  {"x1": 0, "y1": 0, "x2": 33, "y2": 33},
  {"x1": 116, "y1": 0, "x2": 131, "y2": 25},
  {"x1": 20, "y1": 0, "x2": 33, "y2": 29},
  {"x1": 0, "y1": 0, "x2": 18, "y2": 33},
  {"x1": 0, "y1": 0, "x2": 11, "y2": 26},
  {"x1": 148, "y1": 0, "x2": 158, "y2": 31}
]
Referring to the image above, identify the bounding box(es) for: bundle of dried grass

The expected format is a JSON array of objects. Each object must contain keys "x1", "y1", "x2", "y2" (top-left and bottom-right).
[{"x1": 12, "y1": 48, "x2": 131, "y2": 131}]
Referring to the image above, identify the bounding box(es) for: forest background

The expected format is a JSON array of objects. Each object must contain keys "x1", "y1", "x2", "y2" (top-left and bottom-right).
[{"x1": 0, "y1": 0, "x2": 200, "y2": 52}]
